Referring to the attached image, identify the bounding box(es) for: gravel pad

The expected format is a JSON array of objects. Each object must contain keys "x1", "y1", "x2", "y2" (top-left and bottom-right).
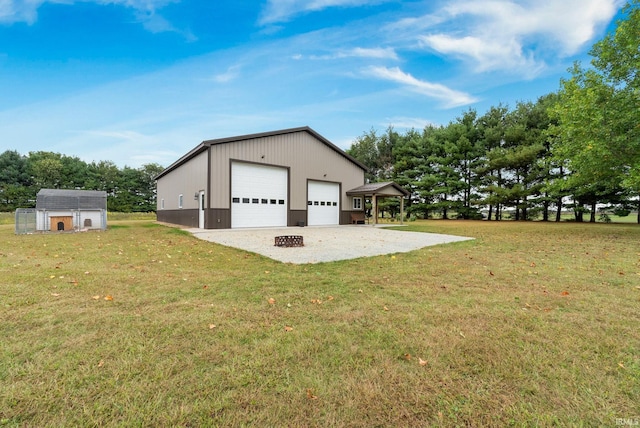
[{"x1": 188, "y1": 225, "x2": 473, "y2": 264}]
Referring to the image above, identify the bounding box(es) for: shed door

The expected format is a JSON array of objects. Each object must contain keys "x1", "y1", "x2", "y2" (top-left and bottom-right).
[
  {"x1": 231, "y1": 162, "x2": 288, "y2": 228},
  {"x1": 307, "y1": 181, "x2": 340, "y2": 226},
  {"x1": 50, "y1": 216, "x2": 73, "y2": 231}
]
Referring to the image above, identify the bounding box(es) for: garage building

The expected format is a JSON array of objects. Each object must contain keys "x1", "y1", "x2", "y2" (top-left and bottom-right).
[{"x1": 155, "y1": 127, "x2": 370, "y2": 229}]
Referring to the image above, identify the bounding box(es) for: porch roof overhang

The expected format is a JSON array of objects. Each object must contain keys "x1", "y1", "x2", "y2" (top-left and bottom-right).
[
  {"x1": 346, "y1": 181, "x2": 410, "y2": 225},
  {"x1": 346, "y1": 181, "x2": 410, "y2": 198}
]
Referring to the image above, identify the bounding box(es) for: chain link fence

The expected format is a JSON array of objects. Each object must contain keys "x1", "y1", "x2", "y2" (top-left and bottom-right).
[{"x1": 15, "y1": 208, "x2": 37, "y2": 234}]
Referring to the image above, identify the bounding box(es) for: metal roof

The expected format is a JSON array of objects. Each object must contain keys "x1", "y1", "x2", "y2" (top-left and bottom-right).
[
  {"x1": 36, "y1": 189, "x2": 107, "y2": 210},
  {"x1": 154, "y1": 126, "x2": 368, "y2": 180},
  {"x1": 346, "y1": 181, "x2": 410, "y2": 197}
]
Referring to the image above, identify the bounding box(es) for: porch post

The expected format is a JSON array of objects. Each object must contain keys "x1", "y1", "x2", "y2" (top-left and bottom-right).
[
  {"x1": 372, "y1": 194, "x2": 378, "y2": 225},
  {"x1": 400, "y1": 196, "x2": 404, "y2": 225}
]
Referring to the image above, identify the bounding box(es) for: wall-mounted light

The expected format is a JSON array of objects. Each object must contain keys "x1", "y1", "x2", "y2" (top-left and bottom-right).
[
  {"x1": 261, "y1": 154, "x2": 265, "y2": 159},
  {"x1": 194, "y1": 192, "x2": 199, "y2": 200}
]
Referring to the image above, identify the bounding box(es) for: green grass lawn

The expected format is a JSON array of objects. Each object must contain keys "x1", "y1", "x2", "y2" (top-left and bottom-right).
[{"x1": 1, "y1": 220, "x2": 638, "y2": 426}]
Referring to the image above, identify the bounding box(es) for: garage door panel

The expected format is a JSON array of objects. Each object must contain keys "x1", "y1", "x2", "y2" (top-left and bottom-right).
[
  {"x1": 232, "y1": 163, "x2": 287, "y2": 228},
  {"x1": 308, "y1": 181, "x2": 339, "y2": 226}
]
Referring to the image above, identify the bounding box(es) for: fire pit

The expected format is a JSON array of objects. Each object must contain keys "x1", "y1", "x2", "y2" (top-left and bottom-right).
[{"x1": 274, "y1": 235, "x2": 304, "y2": 247}]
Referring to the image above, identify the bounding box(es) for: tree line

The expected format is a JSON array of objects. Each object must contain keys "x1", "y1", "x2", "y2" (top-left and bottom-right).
[
  {"x1": 1, "y1": 2, "x2": 637, "y2": 220},
  {"x1": 347, "y1": 0, "x2": 639, "y2": 223},
  {"x1": 0, "y1": 150, "x2": 163, "y2": 212}
]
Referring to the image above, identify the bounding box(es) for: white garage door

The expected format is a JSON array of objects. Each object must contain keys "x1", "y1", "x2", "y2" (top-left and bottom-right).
[
  {"x1": 232, "y1": 163, "x2": 288, "y2": 228},
  {"x1": 307, "y1": 181, "x2": 340, "y2": 226}
]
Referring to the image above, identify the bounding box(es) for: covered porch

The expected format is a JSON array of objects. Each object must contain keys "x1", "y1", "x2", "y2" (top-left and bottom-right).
[{"x1": 346, "y1": 181, "x2": 410, "y2": 225}]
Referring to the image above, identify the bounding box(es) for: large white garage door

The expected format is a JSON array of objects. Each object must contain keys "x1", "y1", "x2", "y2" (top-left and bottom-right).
[
  {"x1": 307, "y1": 181, "x2": 340, "y2": 226},
  {"x1": 232, "y1": 163, "x2": 288, "y2": 228}
]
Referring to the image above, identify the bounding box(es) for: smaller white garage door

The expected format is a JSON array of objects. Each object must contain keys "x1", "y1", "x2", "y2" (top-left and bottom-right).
[
  {"x1": 308, "y1": 181, "x2": 340, "y2": 226},
  {"x1": 232, "y1": 163, "x2": 288, "y2": 228}
]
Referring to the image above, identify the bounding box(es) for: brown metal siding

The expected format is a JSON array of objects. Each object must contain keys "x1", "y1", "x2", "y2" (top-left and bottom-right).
[
  {"x1": 157, "y1": 209, "x2": 199, "y2": 228},
  {"x1": 205, "y1": 208, "x2": 231, "y2": 229},
  {"x1": 289, "y1": 210, "x2": 307, "y2": 227}
]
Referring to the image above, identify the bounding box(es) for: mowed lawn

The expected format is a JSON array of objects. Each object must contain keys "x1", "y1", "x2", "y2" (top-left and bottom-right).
[{"x1": 1, "y1": 220, "x2": 638, "y2": 427}]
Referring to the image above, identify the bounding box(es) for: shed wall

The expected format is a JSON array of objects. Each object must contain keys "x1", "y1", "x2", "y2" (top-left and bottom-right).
[{"x1": 36, "y1": 210, "x2": 106, "y2": 231}]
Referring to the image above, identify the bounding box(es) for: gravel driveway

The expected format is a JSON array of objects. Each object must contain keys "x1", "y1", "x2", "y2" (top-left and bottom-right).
[{"x1": 188, "y1": 225, "x2": 473, "y2": 264}]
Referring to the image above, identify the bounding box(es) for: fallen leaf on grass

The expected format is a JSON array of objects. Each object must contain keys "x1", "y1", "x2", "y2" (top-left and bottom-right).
[
  {"x1": 459, "y1": 332, "x2": 466, "y2": 338},
  {"x1": 419, "y1": 358, "x2": 428, "y2": 366},
  {"x1": 306, "y1": 389, "x2": 318, "y2": 400},
  {"x1": 98, "y1": 360, "x2": 105, "y2": 368},
  {"x1": 383, "y1": 306, "x2": 389, "y2": 311},
  {"x1": 311, "y1": 299, "x2": 322, "y2": 305},
  {"x1": 104, "y1": 295, "x2": 113, "y2": 301},
  {"x1": 489, "y1": 271, "x2": 494, "y2": 276},
  {"x1": 284, "y1": 326, "x2": 293, "y2": 332},
  {"x1": 404, "y1": 353, "x2": 411, "y2": 361},
  {"x1": 51, "y1": 293, "x2": 61, "y2": 297},
  {"x1": 561, "y1": 291, "x2": 570, "y2": 296},
  {"x1": 92, "y1": 295, "x2": 101, "y2": 300},
  {"x1": 327, "y1": 296, "x2": 334, "y2": 301},
  {"x1": 209, "y1": 324, "x2": 216, "y2": 330},
  {"x1": 618, "y1": 362, "x2": 625, "y2": 369},
  {"x1": 268, "y1": 298, "x2": 276, "y2": 305}
]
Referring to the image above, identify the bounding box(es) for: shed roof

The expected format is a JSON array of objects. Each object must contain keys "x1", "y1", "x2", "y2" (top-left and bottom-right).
[
  {"x1": 36, "y1": 189, "x2": 107, "y2": 210},
  {"x1": 346, "y1": 181, "x2": 410, "y2": 197},
  {"x1": 154, "y1": 126, "x2": 368, "y2": 180}
]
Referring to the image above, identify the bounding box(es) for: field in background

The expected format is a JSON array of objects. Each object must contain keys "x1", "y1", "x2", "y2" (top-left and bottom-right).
[
  {"x1": 0, "y1": 211, "x2": 156, "y2": 225},
  {"x1": 1, "y1": 210, "x2": 638, "y2": 225},
  {"x1": 1, "y1": 219, "x2": 638, "y2": 426}
]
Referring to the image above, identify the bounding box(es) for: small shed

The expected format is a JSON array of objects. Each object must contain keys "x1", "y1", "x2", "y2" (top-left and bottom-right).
[
  {"x1": 35, "y1": 189, "x2": 107, "y2": 232},
  {"x1": 346, "y1": 182, "x2": 410, "y2": 224}
]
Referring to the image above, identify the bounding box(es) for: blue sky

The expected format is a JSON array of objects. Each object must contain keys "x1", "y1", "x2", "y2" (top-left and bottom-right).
[{"x1": 0, "y1": 0, "x2": 624, "y2": 168}]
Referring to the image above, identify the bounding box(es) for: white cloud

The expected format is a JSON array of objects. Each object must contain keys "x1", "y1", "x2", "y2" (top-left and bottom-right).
[
  {"x1": 365, "y1": 66, "x2": 478, "y2": 108},
  {"x1": 415, "y1": 0, "x2": 622, "y2": 75},
  {"x1": 420, "y1": 34, "x2": 543, "y2": 77},
  {"x1": 211, "y1": 65, "x2": 241, "y2": 83},
  {"x1": 0, "y1": 0, "x2": 183, "y2": 35},
  {"x1": 258, "y1": 0, "x2": 390, "y2": 25},
  {"x1": 384, "y1": 116, "x2": 435, "y2": 130},
  {"x1": 0, "y1": 0, "x2": 44, "y2": 24},
  {"x1": 133, "y1": 8, "x2": 197, "y2": 41},
  {"x1": 344, "y1": 47, "x2": 397, "y2": 60},
  {"x1": 308, "y1": 47, "x2": 398, "y2": 60}
]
